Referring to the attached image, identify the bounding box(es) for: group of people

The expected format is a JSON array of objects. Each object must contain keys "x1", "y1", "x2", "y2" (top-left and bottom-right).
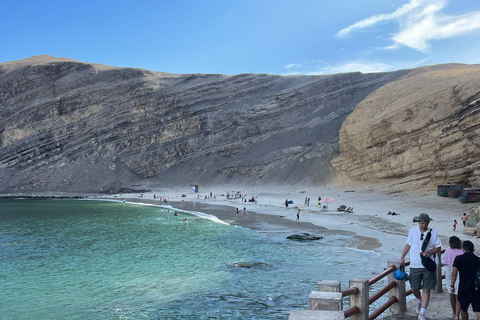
[
  {"x1": 304, "y1": 197, "x2": 311, "y2": 206},
  {"x1": 400, "y1": 213, "x2": 480, "y2": 320},
  {"x1": 235, "y1": 207, "x2": 247, "y2": 215}
]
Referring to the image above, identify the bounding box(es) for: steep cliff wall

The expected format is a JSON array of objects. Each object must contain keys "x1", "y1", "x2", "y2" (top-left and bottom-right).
[
  {"x1": 0, "y1": 55, "x2": 406, "y2": 193},
  {"x1": 331, "y1": 64, "x2": 480, "y2": 189}
]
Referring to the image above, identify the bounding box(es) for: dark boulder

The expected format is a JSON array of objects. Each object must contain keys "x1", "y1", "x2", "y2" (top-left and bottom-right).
[{"x1": 286, "y1": 233, "x2": 323, "y2": 241}]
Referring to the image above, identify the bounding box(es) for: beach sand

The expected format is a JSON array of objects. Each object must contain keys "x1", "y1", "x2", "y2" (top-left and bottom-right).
[{"x1": 109, "y1": 184, "x2": 480, "y2": 261}]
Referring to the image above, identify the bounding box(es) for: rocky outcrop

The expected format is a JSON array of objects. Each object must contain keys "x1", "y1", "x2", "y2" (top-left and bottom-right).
[
  {"x1": 0, "y1": 55, "x2": 406, "y2": 193},
  {"x1": 331, "y1": 64, "x2": 480, "y2": 189},
  {"x1": 286, "y1": 233, "x2": 323, "y2": 241}
]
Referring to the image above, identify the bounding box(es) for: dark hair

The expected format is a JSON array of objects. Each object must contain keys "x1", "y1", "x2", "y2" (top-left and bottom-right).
[
  {"x1": 449, "y1": 236, "x2": 462, "y2": 249},
  {"x1": 463, "y1": 240, "x2": 474, "y2": 253}
]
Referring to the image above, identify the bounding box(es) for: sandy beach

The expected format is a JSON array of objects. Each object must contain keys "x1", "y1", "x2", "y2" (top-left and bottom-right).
[{"x1": 104, "y1": 184, "x2": 480, "y2": 262}]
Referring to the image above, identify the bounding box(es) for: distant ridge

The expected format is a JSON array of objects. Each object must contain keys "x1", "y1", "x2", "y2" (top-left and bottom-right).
[{"x1": 0, "y1": 56, "x2": 478, "y2": 194}]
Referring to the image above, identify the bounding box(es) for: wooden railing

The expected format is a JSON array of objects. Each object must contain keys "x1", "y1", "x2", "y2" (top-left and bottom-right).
[{"x1": 289, "y1": 251, "x2": 444, "y2": 320}]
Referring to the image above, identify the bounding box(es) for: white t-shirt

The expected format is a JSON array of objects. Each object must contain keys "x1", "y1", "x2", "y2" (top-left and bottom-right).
[{"x1": 406, "y1": 226, "x2": 442, "y2": 268}]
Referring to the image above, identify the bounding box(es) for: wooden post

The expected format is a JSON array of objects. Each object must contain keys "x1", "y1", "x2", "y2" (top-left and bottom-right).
[
  {"x1": 388, "y1": 260, "x2": 406, "y2": 313},
  {"x1": 318, "y1": 280, "x2": 341, "y2": 292},
  {"x1": 308, "y1": 291, "x2": 343, "y2": 310},
  {"x1": 435, "y1": 250, "x2": 443, "y2": 293},
  {"x1": 349, "y1": 278, "x2": 369, "y2": 320}
]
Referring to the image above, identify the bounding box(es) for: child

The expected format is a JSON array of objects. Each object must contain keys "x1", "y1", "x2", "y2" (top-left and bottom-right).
[{"x1": 453, "y1": 219, "x2": 458, "y2": 231}]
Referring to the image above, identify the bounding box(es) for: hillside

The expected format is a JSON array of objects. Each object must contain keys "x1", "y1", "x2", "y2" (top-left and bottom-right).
[
  {"x1": 331, "y1": 64, "x2": 480, "y2": 190},
  {"x1": 1, "y1": 55, "x2": 478, "y2": 194}
]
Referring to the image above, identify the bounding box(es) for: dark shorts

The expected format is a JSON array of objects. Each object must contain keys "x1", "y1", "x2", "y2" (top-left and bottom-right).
[
  {"x1": 409, "y1": 268, "x2": 437, "y2": 291},
  {"x1": 459, "y1": 290, "x2": 480, "y2": 312}
]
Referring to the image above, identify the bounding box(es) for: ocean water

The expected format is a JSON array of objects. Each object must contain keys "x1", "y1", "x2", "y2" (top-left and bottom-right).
[{"x1": 0, "y1": 199, "x2": 387, "y2": 320}]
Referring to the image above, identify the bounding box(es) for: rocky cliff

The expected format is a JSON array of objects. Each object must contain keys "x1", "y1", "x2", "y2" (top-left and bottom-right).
[
  {"x1": 0, "y1": 55, "x2": 408, "y2": 193},
  {"x1": 1, "y1": 55, "x2": 478, "y2": 194},
  {"x1": 331, "y1": 64, "x2": 480, "y2": 189}
]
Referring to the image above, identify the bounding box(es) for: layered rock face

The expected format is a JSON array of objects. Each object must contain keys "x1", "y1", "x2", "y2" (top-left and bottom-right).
[
  {"x1": 0, "y1": 56, "x2": 406, "y2": 193},
  {"x1": 332, "y1": 64, "x2": 480, "y2": 189}
]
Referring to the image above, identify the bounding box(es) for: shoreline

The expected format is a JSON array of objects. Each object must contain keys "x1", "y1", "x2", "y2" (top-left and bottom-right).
[
  {"x1": 92, "y1": 185, "x2": 480, "y2": 260},
  {"x1": 89, "y1": 195, "x2": 385, "y2": 253},
  {"x1": 3, "y1": 185, "x2": 479, "y2": 261}
]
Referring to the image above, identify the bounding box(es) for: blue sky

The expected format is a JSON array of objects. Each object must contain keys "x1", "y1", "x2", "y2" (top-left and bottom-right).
[{"x1": 1, "y1": 0, "x2": 480, "y2": 75}]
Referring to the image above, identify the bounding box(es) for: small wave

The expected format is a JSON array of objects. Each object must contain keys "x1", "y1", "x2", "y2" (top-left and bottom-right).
[
  {"x1": 86, "y1": 198, "x2": 229, "y2": 225},
  {"x1": 177, "y1": 209, "x2": 230, "y2": 225}
]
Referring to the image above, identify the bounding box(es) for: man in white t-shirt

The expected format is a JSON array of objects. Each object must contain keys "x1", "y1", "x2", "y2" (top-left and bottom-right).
[{"x1": 400, "y1": 213, "x2": 442, "y2": 320}]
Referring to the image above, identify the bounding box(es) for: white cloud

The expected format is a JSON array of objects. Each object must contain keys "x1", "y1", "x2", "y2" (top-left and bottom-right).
[
  {"x1": 410, "y1": 57, "x2": 430, "y2": 67},
  {"x1": 336, "y1": 0, "x2": 480, "y2": 52},
  {"x1": 282, "y1": 62, "x2": 391, "y2": 75},
  {"x1": 311, "y1": 62, "x2": 391, "y2": 74},
  {"x1": 283, "y1": 63, "x2": 301, "y2": 69}
]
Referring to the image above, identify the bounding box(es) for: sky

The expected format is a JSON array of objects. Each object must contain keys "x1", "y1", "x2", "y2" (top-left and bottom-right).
[{"x1": 1, "y1": 0, "x2": 480, "y2": 75}]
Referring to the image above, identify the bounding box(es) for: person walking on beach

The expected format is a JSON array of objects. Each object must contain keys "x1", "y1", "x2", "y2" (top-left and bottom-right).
[
  {"x1": 285, "y1": 199, "x2": 289, "y2": 209},
  {"x1": 442, "y1": 236, "x2": 463, "y2": 320},
  {"x1": 454, "y1": 219, "x2": 458, "y2": 231},
  {"x1": 462, "y1": 213, "x2": 468, "y2": 228},
  {"x1": 400, "y1": 213, "x2": 442, "y2": 320},
  {"x1": 451, "y1": 240, "x2": 480, "y2": 320},
  {"x1": 296, "y1": 209, "x2": 300, "y2": 221}
]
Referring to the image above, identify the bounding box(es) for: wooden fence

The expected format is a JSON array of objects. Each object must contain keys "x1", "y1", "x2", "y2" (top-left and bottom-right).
[{"x1": 289, "y1": 252, "x2": 443, "y2": 320}]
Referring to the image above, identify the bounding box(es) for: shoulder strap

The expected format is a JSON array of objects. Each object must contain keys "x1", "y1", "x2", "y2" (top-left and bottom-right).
[{"x1": 421, "y1": 229, "x2": 433, "y2": 252}]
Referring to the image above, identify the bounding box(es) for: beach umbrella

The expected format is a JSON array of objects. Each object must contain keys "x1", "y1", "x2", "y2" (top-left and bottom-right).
[
  {"x1": 320, "y1": 196, "x2": 335, "y2": 203},
  {"x1": 320, "y1": 196, "x2": 335, "y2": 211}
]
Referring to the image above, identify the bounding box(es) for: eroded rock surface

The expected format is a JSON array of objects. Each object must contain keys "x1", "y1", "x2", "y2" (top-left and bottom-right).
[
  {"x1": 332, "y1": 64, "x2": 480, "y2": 189},
  {"x1": 0, "y1": 55, "x2": 406, "y2": 193}
]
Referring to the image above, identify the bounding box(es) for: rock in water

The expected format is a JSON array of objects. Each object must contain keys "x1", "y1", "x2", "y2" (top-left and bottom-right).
[
  {"x1": 286, "y1": 233, "x2": 323, "y2": 241},
  {"x1": 233, "y1": 261, "x2": 266, "y2": 268}
]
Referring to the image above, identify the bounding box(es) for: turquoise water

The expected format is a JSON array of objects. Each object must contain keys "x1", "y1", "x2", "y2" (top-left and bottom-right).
[{"x1": 0, "y1": 199, "x2": 387, "y2": 319}]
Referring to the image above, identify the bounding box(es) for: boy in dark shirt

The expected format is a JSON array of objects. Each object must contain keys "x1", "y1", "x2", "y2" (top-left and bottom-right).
[{"x1": 451, "y1": 240, "x2": 480, "y2": 320}]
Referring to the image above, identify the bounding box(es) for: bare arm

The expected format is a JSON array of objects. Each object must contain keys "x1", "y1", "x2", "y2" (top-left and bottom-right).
[
  {"x1": 423, "y1": 246, "x2": 441, "y2": 257},
  {"x1": 450, "y1": 266, "x2": 458, "y2": 293},
  {"x1": 400, "y1": 243, "x2": 410, "y2": 266}
]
